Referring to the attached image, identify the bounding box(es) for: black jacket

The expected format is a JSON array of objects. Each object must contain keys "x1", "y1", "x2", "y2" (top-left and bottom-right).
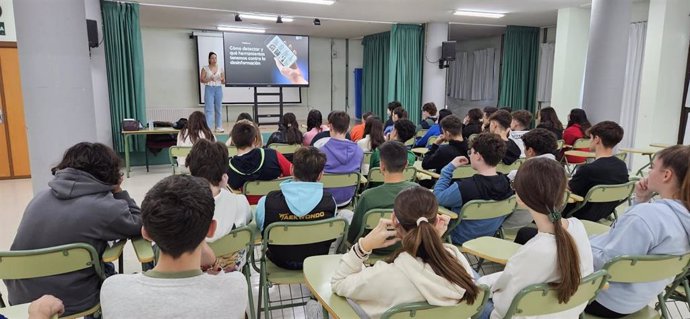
[
  {"x1": 502, "y1": 139, "x2": 522, "y2": 165},
  {"x1": 462, "y1": 123, "x2": 483, "y2": 140},
  {"x1": 566, "y1": 156, "x2": 629, "y2": 221},
  {"x1": 422, "y1": 140, "x2": 469, "y2": 172}
]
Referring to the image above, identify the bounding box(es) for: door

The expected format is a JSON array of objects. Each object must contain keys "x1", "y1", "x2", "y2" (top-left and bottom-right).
[{"x1": 0, "y1": 46, "x2": 30, "y2": 179}]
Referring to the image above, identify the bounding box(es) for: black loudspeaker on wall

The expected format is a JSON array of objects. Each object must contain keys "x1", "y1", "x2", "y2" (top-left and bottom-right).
[
  {"x1": 86, "y1": 19, "x2": 98, "y2": 48},
  {"x1": 439, "y1": 41, "x2": 456, "y2": 69}
]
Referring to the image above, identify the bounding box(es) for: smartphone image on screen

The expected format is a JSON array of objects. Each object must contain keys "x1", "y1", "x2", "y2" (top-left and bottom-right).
[{"x1": 266, "y1": 35, "x2": 298, "y2": 68}]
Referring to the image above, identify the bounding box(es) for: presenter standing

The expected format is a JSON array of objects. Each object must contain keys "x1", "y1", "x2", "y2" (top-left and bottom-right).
[{"x1": 200, "y1": 52, "x2": 225, "y2": 132}]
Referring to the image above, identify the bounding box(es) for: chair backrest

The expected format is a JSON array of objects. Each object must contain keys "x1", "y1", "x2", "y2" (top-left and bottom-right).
[
  {"x1": 243, "y1": 178, "x2": 289, "y2": 197},
  {"x1": 459, "y1": 195, "x2": 517, "y2": 221},
  {"x1": 614, "y1": 152, "x2": 627, "y2": 162},
  {"x1": 381, "y1": 285, "x2": 490, "y2": 319},
  {"x1": 0, "y1": 243, "x2": 105, "y2": 281},
  {"x1": 503, "y1": 270, "x2": 608, "y2": 318},
  {"x1": 416, "y1": 129, "x2": 428, "y2": 138},
  {"x1": 404, "y1": 138, "x2": 415, "y2": 146},
  {"x1": 362, "y1": 151, "x2": 373, "y2": 168},
  {"x1": 227, "y1": 145, "x2": 238, "y2": 157},
  {"x1": 263, "y1": 217, "x2": 348, "y2": 246},
  {"x1": 368, "y1": 167, "x2": 416, "y2": 184},
  {"x1": 268, "y1": 143, "x2": 302, "y2": 155},
  {"x1": 572, "y1": 138, "x2": 591, "y2": 149},
  {"x1": 452, "y1": 165, "x2": 476, "y2": 179},
  {"x1": 208, "y1": 226, "x2": 255, "y2": 257},
  {"x1": 497, "y1": 159, "x2": 524, "y2": 174},
  {"x1": 556, "y1": 139, "x2": 565, "y2": 151},
  {"x1": 321, "y1": 172, "x2": 361, "y2": 189},
  {"x1": 584, "y1": 181, "x2": 636, "y2": 204},
  {"x1": 169, "y1": 146, "x2": 192, "y2": 173},
  {"x1": 351, "y1": 209, "x2": 394, "y2": 241},
  {"x1": 426, "y1": 136, "x2": 439, "y2": 147},
  {"x1": 603, "y1": 254, "x2": 690, "y2": 283}
]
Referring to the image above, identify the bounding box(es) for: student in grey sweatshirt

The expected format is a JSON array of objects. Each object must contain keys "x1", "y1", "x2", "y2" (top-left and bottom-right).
[
  {"x1": 4, "y1": 142, "x2": 142, "y2": 316},
  {"x1": 586, "y1": 145, "x2": 690, "y2": 318}
]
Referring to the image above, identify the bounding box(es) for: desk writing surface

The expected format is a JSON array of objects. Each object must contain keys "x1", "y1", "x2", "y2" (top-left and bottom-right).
[{"x1": 303, "y1": 255, "x2": 359, "y2": 319}]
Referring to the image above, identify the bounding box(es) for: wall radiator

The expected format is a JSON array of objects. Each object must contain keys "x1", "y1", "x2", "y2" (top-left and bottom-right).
[{"x1": 146, "y1": 108, "x2": 200, "y2": 122}]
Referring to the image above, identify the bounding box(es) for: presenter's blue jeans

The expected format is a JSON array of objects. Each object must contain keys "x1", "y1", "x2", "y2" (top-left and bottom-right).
[{"x1": 204, "y1": 85, "x2": 223, "y2": 129}]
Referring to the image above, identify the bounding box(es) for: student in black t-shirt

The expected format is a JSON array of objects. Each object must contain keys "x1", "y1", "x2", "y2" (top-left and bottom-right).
[
  {"x1": 488, "y1": 110, "x2": 521, "y2": 165},
  {"x1": 422, "y1": 115, "x2": 468, "y2": 172}
]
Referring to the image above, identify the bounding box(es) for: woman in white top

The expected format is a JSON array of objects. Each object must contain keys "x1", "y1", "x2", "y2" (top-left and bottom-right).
[
  {"x1": 177, "y1": 111, "x2": 216, "y2": 167},
  {"x1": 200, "y1": 52, "x2": 225, "y2": 132},
  {"x1": 477, "y1": 158, "x2": 594, "y2": 319},
  {"x1": 357, "y1": 117, "x2": 385, "y2": 175},
  {"x1": 331, "y1": 186, "x2": 479, "y2": 319}
]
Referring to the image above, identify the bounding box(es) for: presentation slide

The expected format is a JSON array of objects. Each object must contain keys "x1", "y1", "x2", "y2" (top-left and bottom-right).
[{"x1": 223, "y1": 32, "x2": 309, "y2": 87}]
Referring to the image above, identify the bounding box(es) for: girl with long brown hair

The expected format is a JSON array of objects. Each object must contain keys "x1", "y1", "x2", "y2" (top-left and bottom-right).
[
  {"x1": 177, "y1": 111, "x2": 216, "y2": 167},
  {"x1": 586, "y1": 145, "x2": 690, "y2": 318},
  {"x1": 331, "y1": 186, "x2": 478, "y2": 318},
  {"x1": 477, "y1": 158, "x2": 593, "y2": 319}
]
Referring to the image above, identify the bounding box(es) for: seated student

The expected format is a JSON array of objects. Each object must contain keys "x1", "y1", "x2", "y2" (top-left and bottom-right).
[
  {"x1": 227, "y1": 121, "x2": 292, "y2": 204},
  {"x1": 347, "y1": 141, "x2": 418, "y2": 244},
  {"x1": 536, "y1": 107, "x2": 564, "y2": 139},
  {"x1": 462, "y1": 108, "x2": 483, "y2": 140},
  {"x1": 422, "y1": 115, "x2": 469, "y2": 172},
  {"x1": 384, "y1": 100, "x2": 402, "y2": 129},
  {"x1": 357, "y1": 116, "x2": 385, "y2": 153},
  {"x1": 332, "y1": 187, "x2": 479, "y2": 319},
  {"x1": 481, "y1": 106, "x2": 498, "y2": 132},
  {"x1": 100, "y1": 175, "x2": 248, "y2": 318},
  {"x1": 5, "y1": 142, "x2": 142, "y2": 316},
  {"x1": 255, "y1": 147, "x2": 337, "y2": 270},
  {"x1": 415, "y1": 109, "x2": 452, "y2": 147},
  {"x1": 370, "y1": 119, "x2": 417, "y2": 169},
  {"x1": 434, "y1": 133, "x2": 514, "y2": 245},
  {"x1": 350, "y1": 112, "x2": 373, "y2": 142},
  {"x1": 585, "y1": 145, "x2": 690, "y2": 318},
  {"x1": 418, "y1": 102, "x2": 438, "y2": 130},
  {"x1": 488, "y1": 110, "x2": 521, "y2": 165},
  {"x1": 384, "y1": 106, "x2": 408, "y2": 136},
  {"x1": 506, "y1": 128, "x2": 558, "y2": 181},
  {"x1": 315, "y1": 111, "x2": 364, "y2": 206},
  {"x1": 509, "y1": 110, "x2": 532, "y2": 155},
  {"x1": 563, "y1": 108, "x2": 591, "y2": 164},
  {"x1": 303, "y1": 109, "x2": 328, "y2": 146},
  {"x1": 226, "y1": 116, "x2": 263, "y2": 148},
  {"x1": 565, "y1": 121, "x2": 628, "y2": 221},
  {"x1": 478, "y1": 158, "x2": 593, "y2": 319},
  {"x1": 311, "y1": 111, "x2": 352, "y2": 146},
  {"x1": 177, "y1": 111, "x2": 216, "y2": 167},
  {"x1": 267, "y1": 112, "x2": 303, "y2": 146},
  {"x1": 186, "y1": 139, "x2": 251, "y2": 270}
]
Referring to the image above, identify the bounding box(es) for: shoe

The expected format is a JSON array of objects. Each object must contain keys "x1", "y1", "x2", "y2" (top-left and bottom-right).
[{"x1": 215, "y1": 128, "x2": 225, "y2": 133}]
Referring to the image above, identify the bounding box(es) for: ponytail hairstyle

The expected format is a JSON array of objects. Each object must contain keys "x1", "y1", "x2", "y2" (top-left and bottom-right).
[
  {"x1": 655, "y1": 145, "x2": 690, "y2": 211},
  {"x1": 513, "y1": 158, "x2": 580, "y2": 303},
  {"x1": 182, "y1": 111, "x2": 214, "y2": 144},
  {"x1": 389, "y1": 186, "x2": 479, "y2": 304},
  {"x1": 281, "y1": 112, "x2": 303, "y2": 144},
  {"x1": 364, "y1": 116, "x2": 385, "y2": 151}
]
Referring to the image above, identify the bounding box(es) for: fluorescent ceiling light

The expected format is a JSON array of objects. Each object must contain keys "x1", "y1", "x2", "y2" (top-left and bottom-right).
[
  {"x1": 217, "y1": 26, "x2": 266, "y2": 33},
  {"x1": 241, "y1": 13, "x2": 294, "y2": 22},
  {"x1": 454, "y1": 10, "x2": 505, "y2": 19},
  {"x1": 276, "y1": 0, "x2": 335, "y2": 5}
]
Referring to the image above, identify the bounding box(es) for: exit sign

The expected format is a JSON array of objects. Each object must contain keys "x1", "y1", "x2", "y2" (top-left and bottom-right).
[{"x1": 0, "y1": 22, "x2": 5, "y2": 36}]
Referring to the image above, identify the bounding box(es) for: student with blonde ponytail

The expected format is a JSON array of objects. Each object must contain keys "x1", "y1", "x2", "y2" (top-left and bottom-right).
[
  {"x1": 478, "y1": 158, "x2": 593, "y2": 319},
  {"x1": 331, "y1": 186, "x2": 478, "y2": 318},
  {"x1": 586, "y1": 145, "x2": 690, "y2": 318}
]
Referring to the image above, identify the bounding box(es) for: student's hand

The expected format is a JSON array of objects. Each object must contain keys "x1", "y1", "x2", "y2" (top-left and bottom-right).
[
  {"x1": 434, "y1": 134, "x2": 446, "y2": 145},
  {"x1": 360, "y1": 218, "x2": 400, "y2": 252},
  {"x1": 451, "y1": 156, "x2": 469, "y2": 168},
  {"x1": 463, "y1": 115, "x2": 470, "y2": 125},
  {"x1": 28, "y1": 295, "x2": 64, "y2": 319},
  {"x1": 635, "y1": 177, "x2": 654, "y2": 203},
  {"x1": 434, "y1": 214, "x2": 451, "y2": 237},
  {"x1": 112, "y1": 174, "x2": 124, "y2": 194}
]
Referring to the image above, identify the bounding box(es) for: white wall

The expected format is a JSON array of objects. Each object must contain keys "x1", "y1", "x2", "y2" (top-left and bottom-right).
[
  {"x1": 84, "y1": 0, "x2": 112, "y2": 146},
  {"x1": 141, "y1": 27, "x2": 360, "y2": 122},
  {"x1": 0, "y1": 0, "x2": 16, "y2": 42},
  {"x1": 422, "y1": 22, "x2": 449, "y2": 111}
]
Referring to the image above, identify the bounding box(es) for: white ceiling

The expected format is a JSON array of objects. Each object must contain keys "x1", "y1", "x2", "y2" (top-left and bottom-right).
[{"x1": 139, "y1": 0, "x2": 593, "y2": 39}]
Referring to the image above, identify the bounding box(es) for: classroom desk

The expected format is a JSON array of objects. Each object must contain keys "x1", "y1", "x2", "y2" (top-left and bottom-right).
[
  {"x1": 413, "y1": 161, "x2": 439, "y2": 179},
  {"x1": 122, "y1": 128, "x2": 180, "y2": 178},
  {"x1": 461, "y1": 237, "x2": 521, "y2": 265},
  {"x1": 102, "y1": 240, "x2": 127, "y2": 274},
  {"x1": 650, "y1": 143, "x2": 674, "y2": 148},
  {"x1": 581, "y1": 220, "x2": 611, "y2": 237},
  {"x1": 620, "y1": 147, "x2": 658, "y2": 177},
  {"x1": 411, "y1": 147, "x2": 429, "y2": 156},
  {"x1": 303, "y1": 255, "x2": 360, "y2": 319},
  {"x1": 563, "y1": 150, "x2": 596, "y2": 158},
  {"x1": 567, "y1": 193, "x2": 584, "y2": 204},
  {"x1": 131, "y1": 237, "x2": 156, "y2": 270}
]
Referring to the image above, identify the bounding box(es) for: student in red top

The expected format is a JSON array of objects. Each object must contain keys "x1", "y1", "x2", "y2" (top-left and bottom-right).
[
  {"x1": 349, "y1": 112, "x2": 373, "y2": 142},
  {"x1": 563, "y1": 108, "x2": 591, "y2": 164}
]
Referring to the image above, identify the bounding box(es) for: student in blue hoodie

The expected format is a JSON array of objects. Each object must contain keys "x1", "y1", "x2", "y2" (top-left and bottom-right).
[
  {"x1": 255, "y1": 146, "x2": 337, "y2": 270},
  {"x1": 585, "y1": 145, "x2": 690, "y2": 318},
  {"x1": 415, "y1": 109, "x2": 452, "y2": 148}
]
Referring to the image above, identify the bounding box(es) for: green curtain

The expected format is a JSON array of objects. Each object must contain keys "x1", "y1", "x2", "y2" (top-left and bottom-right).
[
  {"x1": 102, "y1": 1, "x2": 147, "y2": 153},
  {"x1": 387, "y1": 24, "x2": 424, "y2": 123},
  {"x1": 362, "y1": 32, "x2": 390, "y2": 119},
  {"x1": 498, "y1": 25, "x2": 539, "y2": 114}
]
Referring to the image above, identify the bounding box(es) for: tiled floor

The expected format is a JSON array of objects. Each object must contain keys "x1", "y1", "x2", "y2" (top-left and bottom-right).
[{"x1": 2, "y1": 166, "x2": 690, "y2": 318}]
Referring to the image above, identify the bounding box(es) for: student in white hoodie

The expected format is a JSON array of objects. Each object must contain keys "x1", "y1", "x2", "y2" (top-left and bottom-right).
[
  {"x1": 585, "y1": 145, "x2": 690, "y2": 318},
  {"x1": 478, "y1": 158, "x2": 593, "y2": 319},
  {"x1": 331, "y1": 186, "x2": 479, "y2": 319}
]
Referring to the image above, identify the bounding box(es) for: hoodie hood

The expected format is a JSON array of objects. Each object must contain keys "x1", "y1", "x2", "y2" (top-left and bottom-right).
[
  {"x1": 49, "y1": 168, "x2": 114, "y2": 200},
  {"x1": 659, "y1": 199, "x2": 690, "y2": 239},
  {"x1": 471, "y1": 174, "x2": 513, "y2": 201},
  {"x1": 320, "y1": 138, "x2": 363, "y2": 172},
  {"x1": 393, "y1": 250, "x2": 468, "y2": 306},
  {"x1": 230, "y1": 148, "x2": 264, "y2": 176},
  {"x1": 279, "y1": 179, "x2": 325, "y2": 217}
]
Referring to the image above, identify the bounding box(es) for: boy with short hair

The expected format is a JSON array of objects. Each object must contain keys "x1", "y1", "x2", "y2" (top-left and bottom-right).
[
  {"x1": 507, "y1": 128, "x2": 559, "y2": 180},
  {"x1": 566, "y1": 121, "x2": 629, "y2": 221},
  {"x1": 347, "y1": 141, "x2": 418, "y2": 243},
  {"x1": 384, "y1": 101, "x2": 402, "y2": 129},
  {"x1": 227, "y1": 121, "x2": 292, "y2": 204},
  {"x1": 255, "y1": 147, "x2": 337, "y2": 269},
  {"x1": 421, "y1": 115, "x2": 469, "y2": 172},
  {"x1": 489, "y1": 110, "x2": 521, "y2": 165},
  {"x1": 100, "y1": 175, "x2": 248, "y2": 318},
  {"x1": 370, "y1": 119, "x2": 417, "y2": 169},
  {"x1": 350, "y1": 112, "x2": 374, "y2": 142},
  {"x1": 419, "y1": 102, "x2": 438, "y2": 130},
  {"x1": 311, "y1": 111, "x2": 352, "y2": 146},
  {"x1": 384, "y1": 107, "x2": 408, "y2": 136},
  {"x1": 315, "y1": 111, "x2": 364, "y2": 206},
  {"x1": 509, "y1": 110, "x2": 532, "y2": 155},
  {"x1": 434, "y1": 133, "x2": 514, "y2": 244}
]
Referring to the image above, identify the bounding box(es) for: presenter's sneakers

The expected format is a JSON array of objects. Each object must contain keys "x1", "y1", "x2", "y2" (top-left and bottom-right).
[{"x1": 216, "y1": 127, "x2": 225, "y2": 133}]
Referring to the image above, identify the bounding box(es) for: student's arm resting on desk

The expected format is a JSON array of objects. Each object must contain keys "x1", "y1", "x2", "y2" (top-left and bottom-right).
[
  {"x1": 331, "y1": 245, "x2": 391, "y2": 300},
  {"x1": 590, "y1": 210, "x2": 654, "y2": 270},
  {"x1": 433, "y1": 163, "x2": 463, "y2": 209},
  {"x1": 103, "y1": 191, "x2": 143, "y2": 239}
]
